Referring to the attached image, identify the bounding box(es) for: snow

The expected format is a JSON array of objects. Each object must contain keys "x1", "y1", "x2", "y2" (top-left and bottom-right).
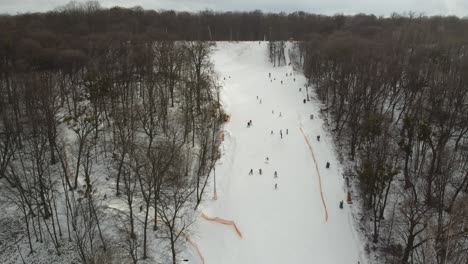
[{"x1": 188, "y1": 42, "x2": 367, "y2": 264}]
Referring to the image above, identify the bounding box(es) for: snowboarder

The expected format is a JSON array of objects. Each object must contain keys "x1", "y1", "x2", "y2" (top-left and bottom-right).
[
  {"x1": 326, "y1": 162, "x2": 330, "y2": 169},
  {"x1": 275, "y1": 183, "x2": 278, "y2": 190},
  {"x1": 274, "y1": 171, "x2": 278, "y2": 178},
  {"x1": 317, "y1": 135, "x2": 320, "y2": 141},
  {"x1": 339, "y1": 200, "x2": 344, "y2": 209},
  {"x1": 249, "y1": 169, "x2": 253, "y2": 175},
  {"x1": 259, "y1": 169, "x2": 262, "y2": 175}
]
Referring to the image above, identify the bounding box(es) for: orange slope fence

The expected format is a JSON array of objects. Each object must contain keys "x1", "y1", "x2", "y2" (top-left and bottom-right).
[
  {"x1": 201, "y1": 213, "x2": 243, "y2": 238},
  {"x1": 299, "y1": 127, "x2": 329, "y2": 222},
  {"x1": 181, "y1": 232, "x2": 206, "y2": 264}
]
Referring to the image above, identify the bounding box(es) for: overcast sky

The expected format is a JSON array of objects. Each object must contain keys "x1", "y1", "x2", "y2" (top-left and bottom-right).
[{"x1": 1, "y1": 0, "x2": 467, "y2": 17}]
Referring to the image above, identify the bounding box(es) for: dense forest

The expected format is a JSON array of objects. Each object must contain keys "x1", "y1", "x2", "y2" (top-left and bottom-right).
[
  {"x1": 0, "y1": 1, "x2": 467, "y2": 263},
  {"x1": 298, "y1": 18, "x2": 468, "y2": 263}
]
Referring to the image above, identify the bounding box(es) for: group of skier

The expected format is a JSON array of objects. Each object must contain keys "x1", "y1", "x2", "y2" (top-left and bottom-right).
[
  {"x1": 246, "y1": 71, "x2": 337, "y2": 193},
  {"x1": 248, "y1": 159, "x2": 279, "y2": 190}
]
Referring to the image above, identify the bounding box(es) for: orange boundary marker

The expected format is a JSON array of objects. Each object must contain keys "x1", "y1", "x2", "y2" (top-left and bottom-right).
[
  {"x1": 182, "y1": 233, "x2": 206, "y2": 264},
  {"x1": 299, "y1": 127, "x2": 329, "y2": 222},
  {"x1": 201, "y1": 213, "x2": 243, "y2": 238}
]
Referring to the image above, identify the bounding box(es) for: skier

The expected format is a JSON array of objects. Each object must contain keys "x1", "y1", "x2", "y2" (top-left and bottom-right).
[
  {"x1": 250, "y1": 120, "x2": 252, "y2": 126},
  {"x1": 339, "y1": 200, "x2": 344, "y2": 209},
  {"x1": 266, "y1": 157, "x2": 269, "y2": 163},
  {"x1": 257, "y1": 95, "x2": 258, "y2": 99},
  {"x1": 281, "y1": 80, "x2": 283, "y2": 84},
  {"x1": 280, "y1": 130, "x2": 283, "y2": 139},
  {"x1": 293, "y1": 78, "x2": 295, "y2": 82},
  {"x1": 275, "y1": 183, "x2": 278, "y2": 190},
  {"x1": 269, "y1": 72, "x2": 271, "y2": 78},
  {"x1": 303, "y1": 99, "x2": 306, "y2": 104},
  {"x1": 286, "y1": 129, "x2": 288, "y2": 135},
  {"x1": 310, "y1": 114, "x2": 314, "y2": 119},
  {"x1": 260, "y1": 99, "x2": 262, "y2": 104},
  {"x1": 271, "y1": 130, "x2": 274, "y2": 135},
  {"x1": 317, "y1": 135, "x2": 320, "y2": 141},
  {"x1": 326, "y1": 162, "x2": 330, "y2": 169},
  {"x1": 249, "y1": 169, "x2": 253, "y2": 175},
  {"x1": 259, "y1": 169, "x2": 262, "y2": 175},
  {"x1": 274, "y1": 171, "x2": 278, "y2": 178},
  {"x1": 299, "y1": 88, "x2": 302, "y2": 92},
  {"x1": 272, "y1": 110, "x2": 274, "y2": 114},
  {"x1": 279, "y1": 112, "x2": 282, "y2": 117}
]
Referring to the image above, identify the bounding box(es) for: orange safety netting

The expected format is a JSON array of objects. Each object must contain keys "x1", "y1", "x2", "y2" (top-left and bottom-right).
[
  {"x1": 201, "y1": 213, "x2": 243, "y2": 238},
  {"x1": 181, "y1": 233, "x2": 206, "y2": 264},
  {"x1": 299, "y1": 127, "x2": 329, "y2": 222}
]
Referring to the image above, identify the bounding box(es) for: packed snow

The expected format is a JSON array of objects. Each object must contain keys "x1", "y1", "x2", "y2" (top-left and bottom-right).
[{"x1": 184, "y1": 42, "x2": 367, "y2": 264}]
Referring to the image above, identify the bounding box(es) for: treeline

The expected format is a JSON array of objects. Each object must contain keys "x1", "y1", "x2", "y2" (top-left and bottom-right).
[
  {"x1": 0, "y1": 2, "x2": 222, "y2": 263},
  {"x1": 301, "y1": 16, "x2": 468, "y2": 264},
  {"x1": 2, "y1": 0, "x2": 468, "y2": 45}
]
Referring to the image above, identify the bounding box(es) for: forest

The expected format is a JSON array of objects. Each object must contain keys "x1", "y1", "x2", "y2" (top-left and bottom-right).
[
  {"x1": 0, "y1": 1, "x2": 467, "y2": 263},
  {"x1": 299, "y1": 17, "x2": 468, "y2": 264}
]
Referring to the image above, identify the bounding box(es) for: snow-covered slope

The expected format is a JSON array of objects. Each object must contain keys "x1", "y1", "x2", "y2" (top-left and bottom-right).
[{"x1": 188, "y1": 42, "x2": 366, "y2": 264}]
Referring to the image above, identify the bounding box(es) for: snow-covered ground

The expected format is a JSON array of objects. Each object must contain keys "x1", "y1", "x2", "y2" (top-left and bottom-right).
[{"x1": 185, "y1": 42, "x2": 367, "y2": 264}]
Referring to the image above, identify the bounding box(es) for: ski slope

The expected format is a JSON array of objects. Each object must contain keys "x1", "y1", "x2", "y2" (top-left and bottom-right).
[{"x1": 189, "y1": 42, "x2": 365, "y2": 264}]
